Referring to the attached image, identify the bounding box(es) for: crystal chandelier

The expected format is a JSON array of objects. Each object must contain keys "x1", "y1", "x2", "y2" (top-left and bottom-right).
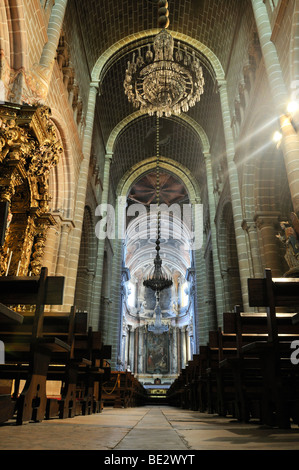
[
  {"x1": 123, "y1": 0, "x2": 205, "y2": 117},
  {"x1": 148, "y1": 296, "x2": 169, "y2": 335}
]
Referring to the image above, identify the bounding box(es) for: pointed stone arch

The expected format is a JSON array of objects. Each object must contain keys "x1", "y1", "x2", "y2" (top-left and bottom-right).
[{"x1": 91, "y1": 29, "x2": 225, "y2": 84}]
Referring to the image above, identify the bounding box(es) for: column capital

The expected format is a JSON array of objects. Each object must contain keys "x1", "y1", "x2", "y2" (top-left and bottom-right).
[
  {"x1": 254, "y1": 211, "x2": 281, "y2": 229},
  {"x1": 241, "y1": 218, "x2": 256, "y2": 232},
  {"x1": 90, "y1": 81, "x2": 100, "y2": 93},
  {"x1": 203, "y1": 152, "x2": 212, "y2": 161},
  {"x1": 216, "y1": 78, "x2": 227, "y2": 89},
  {"x1": 105, "y1": 152, "x2": 113, "y2": 164}
]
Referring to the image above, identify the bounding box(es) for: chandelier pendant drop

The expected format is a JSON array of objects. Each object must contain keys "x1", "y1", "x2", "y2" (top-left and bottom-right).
[{"x1": 124, "y1": 1, "x2": 205, "y2": 117}]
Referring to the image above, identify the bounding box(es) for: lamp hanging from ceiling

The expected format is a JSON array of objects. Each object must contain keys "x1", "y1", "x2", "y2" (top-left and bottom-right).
[
  {"x1": 143, "y1": 114, "x2": 173, "y2": 295},
  {"x1": 124, "y1": 0, "x2": 205, "y2": 117},
  {"x1": 143, "y1": 114, "x2": 172, "y2": 334}
]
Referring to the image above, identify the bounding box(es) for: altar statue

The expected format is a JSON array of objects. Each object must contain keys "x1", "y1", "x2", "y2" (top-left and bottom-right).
[{"x1": 276, "y1": 212, "x2": 299, "y2": 274}]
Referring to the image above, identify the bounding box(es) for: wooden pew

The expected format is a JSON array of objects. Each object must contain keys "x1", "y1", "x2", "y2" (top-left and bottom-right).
[
  {"x1": 1, "y1": 301, "x2": 112, "y2": 422},
  {"x1": 196, "y1": 346, "x2": 210, "y2": 413},
  {"x1": 167, "y1": 370, "x2": 186, "y2": 408},
  {"x1": 220, "y1": 308, "x2": 267, "y2": 423},
  {"x1": 101, "y1": 370, "x2": 145, "y2": 408},
  {"x1": 0, "y1": 267, "x2": 70, "y2": 425},
  {"x1": 167, "y1": 353, "x2": 208, "y2": 411},
  {"x1": 183, "y1": 356, "x2": 200, "y2": 410},
  {"x1": 0, "y1": 303, "x2": 24, "y2": 423},
  {"x1": 245, "y1": 269, "x2": 299, "y2": 428},
  {"x1": 220, "y1": 301, "x2": 299, "y2": 426},
  {"x1": 73, "y1": 329, "x2": 111, "y2": 415},
  {"x1": 43, "y1": 308, "x2": 91, "y2": 419},
  {"x1": 206, "y1": 329, "x2": 238, "y2": 417}
]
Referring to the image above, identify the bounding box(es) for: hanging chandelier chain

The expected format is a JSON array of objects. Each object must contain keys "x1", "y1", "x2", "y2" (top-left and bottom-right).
[
  {"x1": 156, "y1": 114, "x2": 160, "y2": 208},
  {"x1": 123, "y1": 1, "x2": 204, "y2": 117},
  {"x1": 156, "y1": 114, "x2": 161, "y2": 244}
]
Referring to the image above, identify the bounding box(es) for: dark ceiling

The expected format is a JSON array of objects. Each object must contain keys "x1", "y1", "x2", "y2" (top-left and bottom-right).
[{"x1": 70, "y1": 0, "x2": 251, "y2": 200}]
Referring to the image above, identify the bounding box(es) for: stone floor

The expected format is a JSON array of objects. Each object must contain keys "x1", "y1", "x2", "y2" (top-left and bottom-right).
[{"x1": 0, "y1": 405, "x2": 299, "y2": 452}]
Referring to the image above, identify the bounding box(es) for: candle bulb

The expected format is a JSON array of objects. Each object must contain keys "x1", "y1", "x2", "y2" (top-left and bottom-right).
[
  {"x1": 6, "y1": 250, "x2": 13, "y2": 276},
  {"x1": 16, "y1": 261, "x2": 21, "y2": 276}
]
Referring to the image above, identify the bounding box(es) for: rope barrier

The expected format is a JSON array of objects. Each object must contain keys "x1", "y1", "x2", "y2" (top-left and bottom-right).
[{"x1": 102, "y1": 373, "x2": 120, "y2": 395}]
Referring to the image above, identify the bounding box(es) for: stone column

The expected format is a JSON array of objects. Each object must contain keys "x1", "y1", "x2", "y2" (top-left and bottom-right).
[
  {"x1": 105, "y1": 197, "x2": 127, "y2": 369},
  {"x1": 181, "y1": 327, "x2": 186, "y2": 369},
  {"x1": 122, "y1": 333, "x2": 127, "y2": 369},
  {"x1": 254, "y1": 212, "x2": 282, "y2": 276},
  {"x1": 63, "y1": 82, "x2": 99, "y2": 308},
  {"x1": 138, "y1": 327, "x2": 145, "y2": 374},
  {"x1": 251, "y1": 0, "x2": 299, "y2": 213},
  {"x1": 290, "y1": 1, "x2": 299, "y2": 83},
  {"x1": 134, "y1": 327, "x2": 139, "y2": 374},
  {"x1": 218, "y1": 80, "x2": 251, "y2": 310},
  {"x1": 127, "y1": 325, "x2": 132, "y2": 370},
  {"x1": 91, "y1": 153, "x2": 113, "y2": 331},
  {"x1": 176, "y1": 327, "x2": 181, "y2": 373},
  {"x1": 39, "y1": 0, "x2": 68, "y2": 71},
  {"x1": 190, "y1": 196, "x2": 206, "y2": 348},
  {"x1": 55, "y1": 221, "x2": 72, "y2": 276},
  {"x1": 186, "y1": 328, "x2": 191, "y2": 362},
  {"x1": 185, "y1": 268, "x2": 197, "y2": 354},
  {"x1": 204, "y1": 152, "x2": 226, "y2": 320},
  {"x1": 242, "y1": 218, "x2": 263, "y2": 278},
  {"x1": 26, "y1": 0, "x2": 69, "y2": 102}
]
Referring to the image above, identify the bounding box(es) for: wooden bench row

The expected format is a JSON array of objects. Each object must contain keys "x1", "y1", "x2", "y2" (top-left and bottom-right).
[
  {"x1": 101, "y1": 370, "x2": 147, "y2": 408},
  {"x1": 167, "y1": 269, "x2": 299, "y2": 429},
  {"x1": 0, "y1": 267, "x2": 111, "y2": 425}
]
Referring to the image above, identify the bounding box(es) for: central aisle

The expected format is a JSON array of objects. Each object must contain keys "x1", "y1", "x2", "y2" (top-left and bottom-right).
[
  {"x1": 114, "y1": 406, "x2": 188, "y2": 450},
  {"x1": 1, "y1": 405, "x2": 299, "y2": 451}
]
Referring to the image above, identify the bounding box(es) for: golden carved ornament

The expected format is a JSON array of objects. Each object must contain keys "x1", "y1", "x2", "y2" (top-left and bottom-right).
[{"x1": 0, "y1": 104, "x2": 62, "y2": 276}]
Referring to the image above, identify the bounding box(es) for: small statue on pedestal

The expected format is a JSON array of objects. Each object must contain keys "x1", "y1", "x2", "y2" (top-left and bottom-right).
[{"x1": 276, "y1": 212, "x2": 299, "y2": 276}]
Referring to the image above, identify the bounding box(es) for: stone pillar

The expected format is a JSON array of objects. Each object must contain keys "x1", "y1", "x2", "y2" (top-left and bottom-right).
[
  {"x1": 56, "y1": 221, "x2": 72, "y2": 276},
  {"x1": 181, "y1": 327, "x2": 186, "y2": 369},
  {"x1": 255, "y1": 212, "x2": 282, "y2": 276},
  {"x1": 176, "y1": 327, "x2": 181, "y2": 373},
  {"x1": 127, "y1": 325, "x2": 132, "y2": 370},
  {"x1": 63, "y1": 82, "x2": 99, "y2": 308},
  {"x1": 185, "y1": 268, "x2": 197, "y2": 354},
  {"x1": 204, "y1": 153, "x2": 225, "y2": 320},
  {"x1": 218, "y1": 80, "x2": 251, "y2": 310},
  {"x1": 290, "y1": 1, "x2": 299, "y2": 83},
  {"x1": 138, "y1": 327, "x2": 145, "y2": 374},
  {"x1": 251, "y1": 0, "x2": 299, "y2": 213},
  {"x1": 189, "y1": 196, "x2": 206, "y2": 348},
  {"x1": 242, "y1": 218, "x2": 263, "y2": 278},
  {"x1": 134, "y1": 327, "x2": 139, "y2": 374},
  {"x1": 250, "y1": 0, "x2": 288, "y2": 111},
  {"x1": 122, "y1": 333, "x2": 127, "y2": 369},
  {"x1": 39, "y1": 0, "x2": 68, "y2": 71},
  {"x1": 91, "y1": 153, "x2": 113, "y2": 331},
  {"x1": 186, "y1": 328, "x2": 191, "y2": 362},
  {"x1": 25, "y1": 0, "x2": 69, "y2": 102},
  {"x1": 105, "y1": 197, "x2": 127, "y2": 369}
]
